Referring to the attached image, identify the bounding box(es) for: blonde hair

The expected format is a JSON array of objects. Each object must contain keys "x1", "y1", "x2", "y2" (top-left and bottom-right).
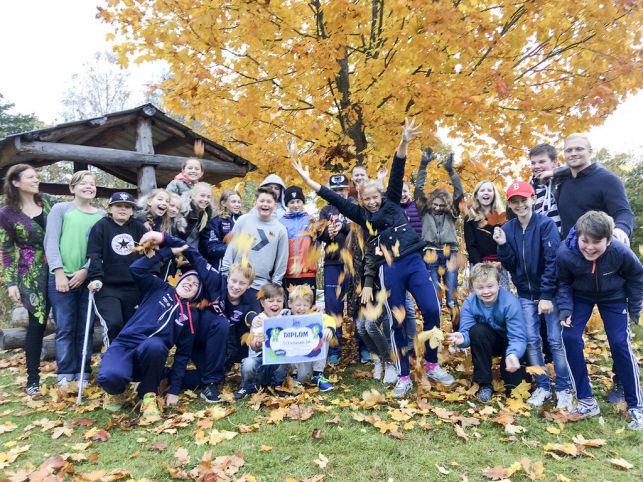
[
  {"x1": 69, "y1": 170, "x2": 95, "y2": 189},
  {"x1": 564, "y1": 133, "x2": 592, "y2": 150},
  {"x1": 470, "y1": 262, "x2": 500, "y2": 284},
  {"x1": 229, "y1": 261, "x2": 255, "y2": 282},
  {"x1": 191, "y1": 182, "x2": 213, "y2": 198},
  {"x1": 168, "y1": 192, "x2": 183, "y2": 209},
  {"x1": 219, "y1": 189, "x2": 241, "y2": 218},
  {"x1": 138, "y1": 188, "x2": 172, "y2": 233},
  {"x1": 288, "y1": 284, "x2": 315, "y2": 306},
  {"x1": 467, "y1": 180, "x2": 505, "y2": 223},
  {"x1": 357, "y1": 180, "x2": 383, "y2": 200}
]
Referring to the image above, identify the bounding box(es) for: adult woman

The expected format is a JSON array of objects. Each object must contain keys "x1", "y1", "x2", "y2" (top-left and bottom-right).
[{"x1": 0, "y1": 164, "x2": 52, "y2": 396}]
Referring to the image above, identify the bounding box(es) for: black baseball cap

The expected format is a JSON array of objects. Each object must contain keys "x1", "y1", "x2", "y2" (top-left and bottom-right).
[
  {"x1": 328, "y1": 174, "x2": 349, "y2": 190},
  {"x1": 108, "y1": 192, "x2": 137, "y2": 206}
]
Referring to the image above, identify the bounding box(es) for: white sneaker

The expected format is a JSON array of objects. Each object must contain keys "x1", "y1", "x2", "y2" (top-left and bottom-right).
[
  {"x1": 392, "y1": 377, "x2": 413, "y2": 398},
  {"x1": 372, "y1": 359, "x2": 383, "y2": 380},
  {"x1": 527, "y1": 387, "x2": 552, "y2": 407},
  {"x1": 555, "y1": 390, "x2": 574, "y2": 411},
  {"x1": 426, "y1": 364, "x2": 456, "y2": 387},
  {"x1": 383, "y1": 362, "x2": 398, "y2": 385},
  {"x1": 628, "y1": 407, "x2": 643, "y2": 430}
]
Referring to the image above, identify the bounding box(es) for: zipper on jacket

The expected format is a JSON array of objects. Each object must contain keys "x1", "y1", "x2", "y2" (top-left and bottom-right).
[
  {"x1": 521, "y1": 226, "x2": 533, "y2": 298},
  {"x1": 592, "y1": 260, "x2": 599, "y2": 299}
]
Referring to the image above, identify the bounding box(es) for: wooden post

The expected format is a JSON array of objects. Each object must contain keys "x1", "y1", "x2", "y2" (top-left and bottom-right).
[{"x1": 136, "y1": 117, "x2": 157, "y2": 194}]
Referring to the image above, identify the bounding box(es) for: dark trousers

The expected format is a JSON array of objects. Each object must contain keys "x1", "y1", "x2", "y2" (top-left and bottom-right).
[
  {"x1": 225, "y1": 322, "x2": 249, "y2": 370},
  {"x1": 470, "y1": 323, "x2": 526, "y2": 392},
  {"x1": 563, "y1": 299, "x2": 643, "y2": 408},
  {"x1": 283, "y1": 277, "x2": 317, "y2": 303},
  {"x1": 180, "y1": 311, "x2": 229, "y2": 389},
  {"x1": 97, "y1": 337, "x2": 169, "y2": 398},
  {"x1": 95, "y1": 284, "x2": 141, "y2": 342},
  {"x1": 25, "y1": 311, "x2": 48, "y2": 385},
  {"x1": 382, "y1": 252, "x2": 441, "y2": 376},
  {"x1": 324, "y1": 264, "x2": 349, "y2": 358}
]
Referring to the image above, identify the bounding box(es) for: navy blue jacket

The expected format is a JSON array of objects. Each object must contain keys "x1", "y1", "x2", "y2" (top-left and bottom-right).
[
  {"x1": 115, "y1": 247, "x2": 199, "y2": 395},
  {"x1": 200, "y1": 214, "x2": 238, "y2": 269},
  {"x1": 497, "y1": 213, "x2": 560, "y2": 301},
  {"x1": 318, "y1": 204, "x2": 350, "y2": 266},
  {"x1": 556, "y1": 227, "x2": 643, "y2": 321},
  {"x1": 554, "y1": 163, "x2": 635, "y2": 238},
  {"x1": 318, "y1": 154, "x2": 425, "y2": 265}
]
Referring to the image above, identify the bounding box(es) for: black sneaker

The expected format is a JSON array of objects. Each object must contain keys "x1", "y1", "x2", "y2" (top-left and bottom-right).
[
  {"x1": 200, "y1": 384, "x2": 222, "y2": 403},
  {"x1": 25, "y1": 383, "x2": 42, "y2": 398},
  {"x1": 605, "y1": 382, "x2": 625, "y2": 404},
  {"x1": 234, "y1": 387, "x2": 256, "y2": 400}
]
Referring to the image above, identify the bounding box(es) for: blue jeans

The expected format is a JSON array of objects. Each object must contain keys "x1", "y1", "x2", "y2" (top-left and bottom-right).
[
  {"x1": 48, "y1": 276, "x2": 94, "y2": 382},
  {"x1": 240, "y1": 356, "x2": 289, "y2": 390},
  {"x1": 425, "y1": 250, "x2": 459, "y2": 308},
  {"x1": 520, "y1": 298, "x2": 570, "y2": 391}
]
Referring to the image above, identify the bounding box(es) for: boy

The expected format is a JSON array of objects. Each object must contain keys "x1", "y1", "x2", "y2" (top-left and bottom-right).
[
  {"x1": 141, "y1": 231, "x2": 255, "y2": 404},
  {"x1": 493, "y1": 181, "x2": 572, "y2": 409},
  {"x1": 528, "y1": 144, "x2": 562, "y2": 233},
  {"x1": 557, "y1": 211, "x2": 642, "y2": 429},
  {"x1": 288, "y1": 284, "x2": 336, "y2": 391},
  {"x1": 87, "y1": 192, "x2": 147, "y2": 341},
  {"x1": 222, "y1": 186, "x2": 288, "y2": 312},
  {"x1": 446, "y1": 263, "x2": 527, "y2": 402},
  {"x1": 97, "y1": 245, "x2": 201, "y2": 424},
  {"x1": 280, "y1": 185, "x2": 318, "y2": 299},
  {"x1": 235, "y1": 284, "x2": 290, "y2": 399}
]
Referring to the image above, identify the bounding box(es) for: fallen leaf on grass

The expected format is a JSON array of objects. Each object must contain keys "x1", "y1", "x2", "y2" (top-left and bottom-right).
[
  {"x1": 608, "y1": 458, "x2": 634, "y2": 470},
  {"x1": 174, "y1": 446, "x2": 190, "y2": 466},
  {"x1": 436, "y1": 464, "x2": 450, "y2": 475},
  {"x1": 84, "y1": 428, "x2": 110, "y2": 442},
  {"x1": 52, "y1": 426, "x2": 73, "y2": 439},
  {"x1": 0, "y1": 422, "x2": 17, "y2": 434},
  {"x1": 287, "y1": 404, "x2": 314, "y2": 421},
  {"x1": 504, "y1": 424, "x2": 527, "y2": 435},
  {"x1": 149, "y1": 441, "x2": 167, "y2": 452},
  {"x1": 453, "y1": 424, "x2": 469, "y2": 441},
  {"x1": 71, "y1": 417, "x2": 96, "y2": 427},
  {"x1": 361, "y1": 389, "x2": 386, "y2": 408},
  {"x1": 208, "y1": 429, "x2": 238, "y2": 446},
  {"x1": 311, "y1": 428, "x2": 323, "y2": 440},
  {"x1": 268, "y1": 406, "x2": 288, "y2": 424},
  {"x1": 314, "y1": 453, "x2": 329, "y2": 469},
  {"x1": 260, "y1": 445, "x2": 273, "y2": 452},
  {"x1": 572, "y1": 434, "x2": 606, "y2": 447},
  {"x1": 543, "y1": 443, "x2": 579, "y2": 457}
]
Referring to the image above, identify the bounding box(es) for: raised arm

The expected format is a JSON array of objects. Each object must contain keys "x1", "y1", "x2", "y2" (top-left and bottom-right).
[
  {"x1": 163, "y1": 233, "x2": 225, "y2": 294},
  {"x1": 443, "y1": 153, "x2": 464, "y2": 213},
  {"x1": 414, "y1": 147, "x2": 433, "y2": 204},
  {"x1": 130, "y1": 246, "x2": 173, "y2": 293},
  {"x1": 389, "y1": 118, "x2": 422, "y2": 203}
]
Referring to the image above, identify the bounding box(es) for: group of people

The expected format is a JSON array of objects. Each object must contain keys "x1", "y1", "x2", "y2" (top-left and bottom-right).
[{"x1": 0, "y1": 119, "x2": 640, "y2": 429}]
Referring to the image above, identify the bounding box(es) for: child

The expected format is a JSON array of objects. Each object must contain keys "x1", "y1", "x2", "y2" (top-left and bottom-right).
[
  {"x1": 528, "y1": 144, "x2": 562, "y2": 233},
  {"x1": 294, "y1": 118, "x2": 454, "y2": 397},
  {"x1": 183, "y1": 182, "x2": 214, "y2": 249},
  {"x1": 259, "y1": 174, "x2": 287, "y2": 218},
  {"x1": 201, "y1": 189, "x2": 242, "y2": 269},
  {"x1": 221, "y1": 186, "x2": 288, "y2": 312},
  {"x1": 87, "y1": 192, "x2": 147, "y2": 341},
  {"x1": 97, "y1": 245, "x2": 201, "y2": 424},
  {"x1": 288, "y1": 284, "x2": 335, "y2": 391},
  {"x1": 317, "y1": 174, "x2": 351, "y2": 365},
  {"x1": 557, "y1": 211, "x2": 643, "y2": 429},
  {"x1": 44, "y1": 170, "x2": 105, "y2": 387},
  {"x1": 235, "y1": 283, "x2": 290, "y2": 399},
  {"x1": 446, "y1": 263, "x2": 527, "y2": 402},
  {"x1": 349, "y1": 165, "x2": 368, "y2": 201},
  {"x1": 415, "y1": 149, "x2": 464, "y2": 309},
  {"x1": 280, "y1": 186, "x2": 318, "y2": 299},
  {"x1": 166, "y1": 157, "x2": 204, "y2": 197},
  {"x1": 135, "y1": 188, "x2": 172, "y2": 233},
  {"x1": 167, "y1": 192, "x2": 188, "y2": 236},
  {"x1": 493, "y1": 181, "x2": 572, "y2": 409},
  {"x1": 142, "y1": 231, "x2": 255, "y2": 403},
  {"x1": 463, "y1": 180, "x2": 510, "y2": 287}
]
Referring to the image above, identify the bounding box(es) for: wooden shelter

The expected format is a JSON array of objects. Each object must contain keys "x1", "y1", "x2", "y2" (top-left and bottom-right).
[{"x1": 0, "y1": 104, "x2": 254, "y2": 197}]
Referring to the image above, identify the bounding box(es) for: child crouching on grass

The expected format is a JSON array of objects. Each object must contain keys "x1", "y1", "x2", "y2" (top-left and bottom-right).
[
  {"x1": 446, "y1": 263, "x2": 527, "y2": 402},
  {"x1": 235, "y1": 283, "x2": 290, "y2": 399},
  {"x1": 557, "y1": 211, "x2": 643, "y2": 430},
  {"x1": 288, "y1": 284, "x2": 335, "y2": 391}
]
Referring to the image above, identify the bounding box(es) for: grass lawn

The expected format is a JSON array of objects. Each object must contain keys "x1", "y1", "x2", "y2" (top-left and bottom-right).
[{"x1": 0, "y1": 327, "x2": 641, "y2": 481}]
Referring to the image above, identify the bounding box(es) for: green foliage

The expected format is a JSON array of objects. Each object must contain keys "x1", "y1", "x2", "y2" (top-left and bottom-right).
[{"x1": 0, "y1": 94, "x2": 43, "y2": 138}]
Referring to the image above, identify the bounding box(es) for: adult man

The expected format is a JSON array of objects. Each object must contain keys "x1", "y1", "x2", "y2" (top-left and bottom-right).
[{"x1": 555, "y1": 134, "x2": 634, "y2": 246}]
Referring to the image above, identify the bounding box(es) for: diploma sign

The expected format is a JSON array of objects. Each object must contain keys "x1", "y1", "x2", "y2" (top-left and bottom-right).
[{"x1": 262, "y1": 313, "x2": 328, "y2": 365}]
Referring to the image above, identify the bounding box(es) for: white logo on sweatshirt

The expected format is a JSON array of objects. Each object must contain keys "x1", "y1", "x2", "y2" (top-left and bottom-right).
[{"x1": 111, "y1": 234, "x2": 135, "y2": 256}]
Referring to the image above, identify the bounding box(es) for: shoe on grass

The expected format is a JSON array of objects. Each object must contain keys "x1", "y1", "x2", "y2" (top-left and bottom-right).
[
  {"x1": 628, "y1": 407, "x2": 643, "y2": 430},
  {"x1": 392, "y1": 376, "x2": 413, "y2": 398},
  {"x1": 527, "y1": 387, "x2": 552, "y2": 407},
  {"x1": 139, "y1": 393, "x2": 161, "y2": 425},
  {"x1": 425, "y1": 364, "x2": 455, "y2": 387},
  {"x1": 383, "y1": 362, "x2": 398, "y2": 385},
  {"x1": 312, "y1": 374, "x2": 334, "y2": 392},
  {"x1": 200, "y1": 384, "x2": 222, "y2": 403},
  {"x1": 25, "y1": 383, "x2": 43, "y2": 398},
  {"x1": 476, "y1": 385, "x2": 494, "y2": 403},
  {"x1": 372, "y1": 359, "x2": 383, "y2": 380},
  {"x1": 555, "y1": 390, "x2": 574, "y2": 411},
  {"x1": 103, "y1": 393, "x2": 125, "y2": 412},
  {"x1": 568, "y1": 398, "x2": 600, "y2": 419},
  {"x1": 605, "y1": 382, "x2": 625, "y2": 404},
  {"x1": 234, "y1": 386, "x2": 256, "y2": 400},
  {"x1": 360, "y1": 348, "x2": 373, "y2": 364}
]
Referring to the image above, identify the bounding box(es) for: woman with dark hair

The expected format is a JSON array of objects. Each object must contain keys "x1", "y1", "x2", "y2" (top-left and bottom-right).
[{"x1": 0, "y1": 164, "x2": 52, "y2": 396}]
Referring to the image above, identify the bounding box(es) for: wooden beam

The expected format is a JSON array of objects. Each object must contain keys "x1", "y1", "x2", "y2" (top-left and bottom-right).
[
  {"x1": 39, "y1": 182, "x2": 137, "y2": 198},
  {"x1": 14, "y1": 140, "x2": 248, "y2": 176},
  {"x1": 136, "y1": 117, "x2": 157, "y2": 194}
]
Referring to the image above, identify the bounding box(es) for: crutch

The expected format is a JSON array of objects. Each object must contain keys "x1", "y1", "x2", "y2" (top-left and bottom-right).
[{"x1": 76, "y1": 290, "x2": 95, "y2": 405}]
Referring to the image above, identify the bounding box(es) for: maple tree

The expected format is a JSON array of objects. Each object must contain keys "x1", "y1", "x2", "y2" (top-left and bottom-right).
[{"x1": 100, "y1": 1, "x2": 641, "y2": 185}]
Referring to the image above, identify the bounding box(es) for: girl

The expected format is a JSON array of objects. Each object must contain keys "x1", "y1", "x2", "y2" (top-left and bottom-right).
[
  {"x1": 294, "y1": 118, "x2": 454, "y2": 398},
  {"x1": 201, "y1": 189, "x2": 242, "y2": 269},
  {"x1": 167, "y1": 192, "x2": 187, "y2": 236},
  {"x1": 0, "y1": 164, "x2": 52, "y2": 396},
  {"x1": 463, "y1": 180, "x2": 510, "y2": 288},
  {"x1": 183, "y1": 182, "x2": 214, "y2": 249},
  {"x1": 87, "y1": 192, "x2": 147, "y2": 341},
  {"x1": 166, "y1": 158, "x2": 204, "y2": 197},
  {"x1": 44, "y1": 170, "x2": 104, "y2": 387},
  {"x1": 136, "y1": 188, "x2": 172, "y2": 233}
]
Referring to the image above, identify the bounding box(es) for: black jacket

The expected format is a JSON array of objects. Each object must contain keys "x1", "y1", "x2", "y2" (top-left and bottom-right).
[
  {"x1": 463, "y1": 218, "x2": 500, "y2": 265},
  {"x1": 318, "y1": 154, "x2": 425, "y2": 265},
  {"x1": 554, "y1": 163, "x2": 635, "y2": 239},
  {"x1": 317, "y1": 204, "x2": 350, "y2": 266},
  {"x1": 200, "y1": 214, "x2": 238, "y2": 269},
  {"x1": 87, "y1": 217, "x2": 147, "y2": 286}
]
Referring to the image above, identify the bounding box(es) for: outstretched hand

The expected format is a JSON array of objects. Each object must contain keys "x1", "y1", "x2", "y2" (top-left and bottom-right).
[
  {"x1": 401, "y1": 117, "x2": 422, "y2": 143},
  {"x1": 421, "y1": 147, "x2": 435, "y2": 164},
  {"x1": 171, "y1": 245, "x2": 188, "y2": 256},
  {"x1": 291, "y1": 159, "x2": 321, "y2": 192},
  {"x1": 442, "y1": 153, "x2": 455, "y2": 172},
  {"x1": 139, "y1": 231, "x2": 164, "y2": 246}
]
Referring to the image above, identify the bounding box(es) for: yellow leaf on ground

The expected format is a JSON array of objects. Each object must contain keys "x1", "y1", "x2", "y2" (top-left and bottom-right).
[
  {"x1": 260, "y1": 445, "x2": 273, "y2": 452},
  {"x1": 609, "y1": 458, "x2": 634, "y2": 470},
  {"x1": 208, "y1": 429, "x2": 237, "y2": 446}
]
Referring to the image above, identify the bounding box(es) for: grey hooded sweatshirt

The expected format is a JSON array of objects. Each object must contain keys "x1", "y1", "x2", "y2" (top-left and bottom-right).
[{"x1": 259, "y1": 174, "x2": 287, "y2": 218}]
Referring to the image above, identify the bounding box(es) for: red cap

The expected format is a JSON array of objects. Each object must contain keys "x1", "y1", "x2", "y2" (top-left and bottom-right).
[{"x1": 506, "y1": 181, "x2": 535, "y2": 201}]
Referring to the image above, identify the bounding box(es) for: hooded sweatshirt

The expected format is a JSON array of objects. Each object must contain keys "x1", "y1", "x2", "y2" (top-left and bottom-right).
[
  {"x1": 166, "y1": 173, "x2": 197, "y2": 197},
  {"x1": 221, "y1": 210, "x2": 289, "y2": 290},
  {"x1": 115, "y1": 247, "x2": 202, "y2": 394},
  {"x1": 259, "y1": 174, "x2": 287, "y2": 218},
  {"x1": 87, "y1": 216, "x2": 148, "y2": 286}
]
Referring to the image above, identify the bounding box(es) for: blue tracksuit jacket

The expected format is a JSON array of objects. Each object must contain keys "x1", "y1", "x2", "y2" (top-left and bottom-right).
[
  {"x1": 200, "y1": 214, "x2": 238, "y2": 269},
  {"x1": 497, "y1": 213, "x2": 560, "y2": 301},
  {"x1": 556, "y1": 227, "x2": 643, "y2": 320},
  {"x1": 458, "y1": 288, "x2": 528, "y2": 358}
]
